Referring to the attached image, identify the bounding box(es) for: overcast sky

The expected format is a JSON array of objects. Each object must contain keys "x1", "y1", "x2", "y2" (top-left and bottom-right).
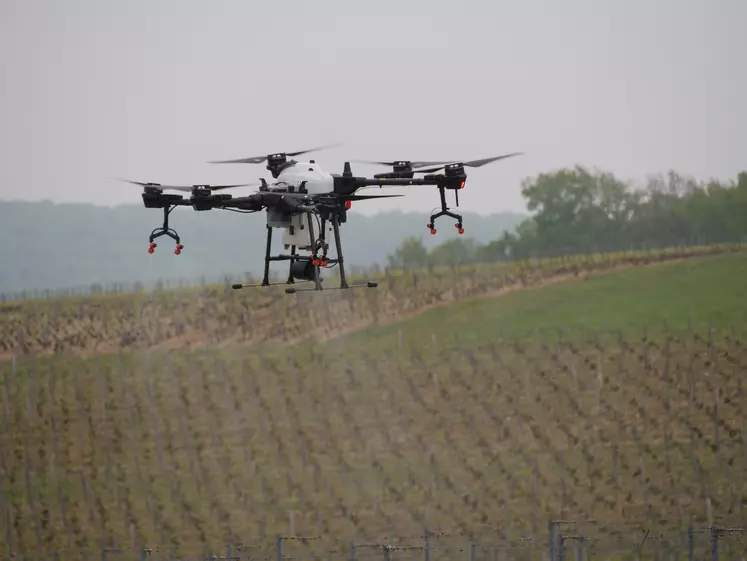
[{"x1": 1, "y1": 0, "x2": 745, "y2": 217}]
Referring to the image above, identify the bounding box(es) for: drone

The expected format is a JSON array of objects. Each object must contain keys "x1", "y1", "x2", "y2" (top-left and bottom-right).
[{"x1": 117, "y1": 144, "x2": 521, "y2": 294}]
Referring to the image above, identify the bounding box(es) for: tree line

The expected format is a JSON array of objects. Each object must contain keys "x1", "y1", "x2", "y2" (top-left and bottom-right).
[{"x1": 387, "y1": 166, "x2": 747, "y2": 268}]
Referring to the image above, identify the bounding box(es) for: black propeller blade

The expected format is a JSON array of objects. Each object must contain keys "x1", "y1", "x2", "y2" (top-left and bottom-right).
[
  {"x1": 208, "y1": 143, "x2": 341, "y2": 165},
  {"x1": 114, "y1": 178, "x2": 256, "y2": 192},
  {"x1": 352, "y1": 159, "x2": 445, "y2": 168},
  {"x1": 409, "y1": 152, "x2": 524, "y2": 172},
  {"x1": 354, "y1": 152, "x2": 522, "y2": 174}
]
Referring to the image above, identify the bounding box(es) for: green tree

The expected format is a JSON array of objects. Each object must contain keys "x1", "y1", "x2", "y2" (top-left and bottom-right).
[
  {"x1": 386, "y1": 167, "x2": 747, "y2": 269},
  {"x1": 475, "y1": 230, "x2": 515, "y2": 262},
  {"x1": 428, "y1": 237, "x2": 481, "y2": 267},
  {"x1": 520, "y1": 165, "x2": 637, "y2": 254},
  {"x1": 386, "y1": 236, "x2": 429, "y2": 269}
]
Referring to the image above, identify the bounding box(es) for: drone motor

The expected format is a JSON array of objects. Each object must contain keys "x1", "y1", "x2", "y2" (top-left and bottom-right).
[
  {"x1": 371, "y1": 160, "x2": 415, "y2": 179},
  {"x1": 444, "y1": 163, "x2": 465, "y2": 177},
  {"x1": 266, "y1": 153, "x2": 296, "y2": 177}
]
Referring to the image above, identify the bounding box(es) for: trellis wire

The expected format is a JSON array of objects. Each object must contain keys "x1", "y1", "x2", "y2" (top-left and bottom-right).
[{"x1": 1, "y1": 525, "x2": 745, "y2": 561}]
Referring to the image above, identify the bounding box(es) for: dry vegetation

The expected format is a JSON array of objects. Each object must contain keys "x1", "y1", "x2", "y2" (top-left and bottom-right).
[
  {"x1": 1, "y1": 243, "x2": 743, "y2": 359},
  {"x1": 1, "y1": 245, "x2": 747, "y2": 559},
  {"x1": 1, "y1": 326, "x2": 746, "y2": 558}
]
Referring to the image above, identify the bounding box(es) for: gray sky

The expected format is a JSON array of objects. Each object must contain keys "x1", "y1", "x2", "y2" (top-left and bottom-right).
[{"x1": 1, "y1": 0, "x2": 745, "y2": 217}]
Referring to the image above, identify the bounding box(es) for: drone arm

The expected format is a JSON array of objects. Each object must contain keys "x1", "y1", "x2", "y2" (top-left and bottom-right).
[
  {"x1": 354, "y1": 176, "x2": 467, "y2": 236},
  {"x1": 141, "y1": 190, "x2": 192, "y2": 209},
  {"x1": 331, "y1": 174, "x2": 465, "y2": 196},
  {"x1": 219, "y1": 193, "x2": 267, "y2": 212},
  {"x1": 138, "y1": 193, "x2": 192, "y2": 253},
  {"x1": 359, "y1": 176, "x2": 459, "y2": 188},
  {"x1": 225, "y1": 192, "x2": 311, "y2": 213}
]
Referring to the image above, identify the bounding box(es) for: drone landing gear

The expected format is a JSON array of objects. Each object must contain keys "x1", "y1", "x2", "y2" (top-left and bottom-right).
[
  {"x1": 231, "y1": 211, "x2": 378, "y2": 293},
  {"x1": 232, "y1": 227, "x2": 307, "y2": 290},
  {"x1": 284, "y1": 212, "x2": 378, "y2": 293},
  {"x1": 148, "y1": 206, "x2": 184, "y2": 255},
  {"x1": 426, "y1": 186, "x2": 464, "y2": 235},
  {"x1": 284, "y1": 280, "x2": 378, "y2": 294}
]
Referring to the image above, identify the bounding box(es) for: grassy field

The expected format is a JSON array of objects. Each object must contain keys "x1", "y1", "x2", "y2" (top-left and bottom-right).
[
  {"x1": 1, "y1": 248, "x2": 746, "y2": 559},
  {"x1": 338, "y1": 250, "x2": 747, "y2": 352}
]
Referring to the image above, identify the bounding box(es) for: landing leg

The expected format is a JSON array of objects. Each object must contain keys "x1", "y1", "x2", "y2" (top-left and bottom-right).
[
  {"x1": 147, "y1": 205, "x2": 184, "y2": 254},
  {"x1": 282, "y1": 210, "x2": 376, "y2": 295},
  {"x1": 262, "y1": 225, "x2": 272, "y2": 286},
  {"x1": 306, "y1": 213, "x2": 322, "y2": 291},
  {"x1": 315, "y1": 215, "x2": 329, "y2": 265},
  {"x1": 331, "y1": 212, "x2": 349, "y2": 289},
  {"x1": 286, "y1": 245, "x2": 296, "y2": 284},
  {"x1": 316, "y1": 216, "x2": 328, "y2": 260},
  {"x1": 426, "y1": 186, "x2": 464, "y2": 235}
]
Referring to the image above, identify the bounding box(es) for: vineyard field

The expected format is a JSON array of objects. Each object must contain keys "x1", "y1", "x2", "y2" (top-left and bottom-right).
[
  {"x1": 1, "y1": 247, "x2": 746, "y2": 558},
  {"x1": 1, "y1": 243, "x2": 745, "y2": 360}
]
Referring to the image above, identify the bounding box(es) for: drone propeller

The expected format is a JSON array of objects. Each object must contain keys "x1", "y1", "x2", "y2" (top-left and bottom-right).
[
  {"x1": 352, "y1": 159, "x2": 445, "y2": 169},
  {"x1": 114, "y1": 178, "x2": 257, "y2": 192},
  {"x1": 208, "y1": 143, "x2": 341, "y2": 165},
  {"x1": 353, "y1": 152, "x2": 523, "y2": 175},
  {"x1": 409, "y1": 152, "x2": 524, "y2": 173}
]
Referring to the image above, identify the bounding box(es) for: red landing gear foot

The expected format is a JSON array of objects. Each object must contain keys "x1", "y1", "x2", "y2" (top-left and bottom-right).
[
  {"x1": 148, "y1": 242, "x2": 156, "y2": 254},
  {"x1": 455, "y1": 223, "x2": 464, "y2": 235},
  {"x1": 174, "y1": 243, "x2": 184, "y2": 255}
]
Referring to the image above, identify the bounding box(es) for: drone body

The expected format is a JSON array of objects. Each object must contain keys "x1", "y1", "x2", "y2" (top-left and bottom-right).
[
  {"x1": 269, "y1": 161, "x2": 335, "y2": 194},
  {"x1": 118, "y1": 144, "x2": 522, "y2": 293},
  {"x1": 259, "y1": 159, "x2": 336, "y2": 251}
]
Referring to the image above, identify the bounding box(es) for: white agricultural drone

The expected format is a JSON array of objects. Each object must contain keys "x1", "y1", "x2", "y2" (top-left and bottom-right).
[{"x1": 117, "y1": 144, "x2": 522, "y2": 293}]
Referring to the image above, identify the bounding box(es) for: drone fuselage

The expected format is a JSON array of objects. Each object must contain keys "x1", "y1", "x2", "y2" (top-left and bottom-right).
[
  {"x1": 267, "y1": 160, "x2": 334, "y2": 194},
  {"x1": 264, "y1": 160, "x2": 336, "y2": 250}
]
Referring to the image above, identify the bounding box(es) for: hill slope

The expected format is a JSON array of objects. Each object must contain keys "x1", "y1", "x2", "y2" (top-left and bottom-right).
[
  {"x1": 1, "y1": 250, "x2": 746, "y2": 558},
  {"x1": 338, "y1": 248, "x2": 747, "y2": 351},
  {"x1": 2, "y1": 244, "x2": 741, "y2": 359}
]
